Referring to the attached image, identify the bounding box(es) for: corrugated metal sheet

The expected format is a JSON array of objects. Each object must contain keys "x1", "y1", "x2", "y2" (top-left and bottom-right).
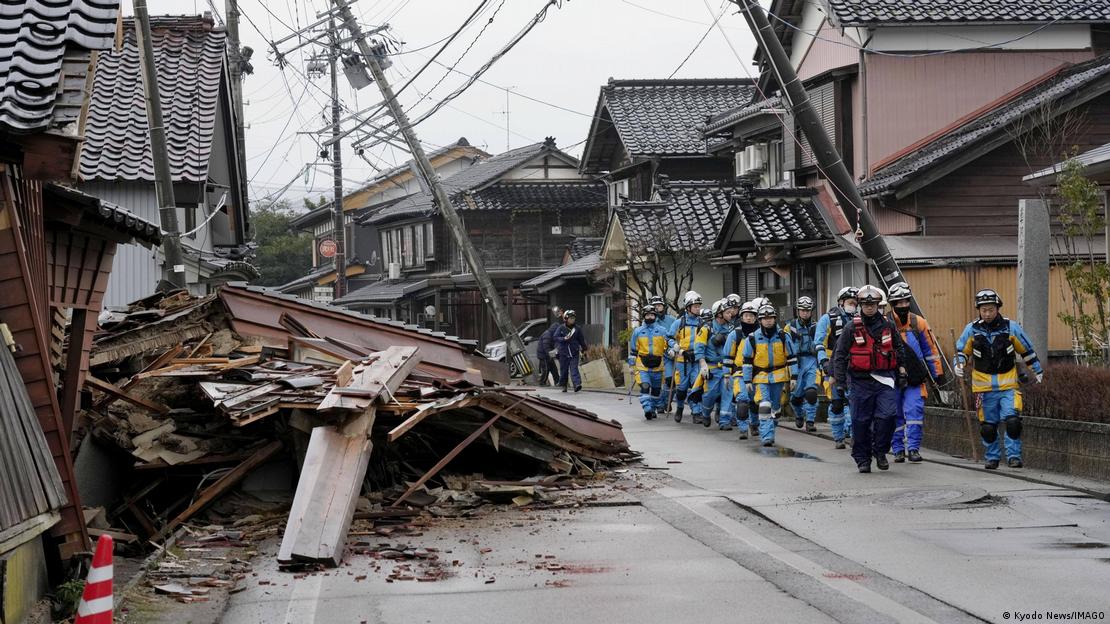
[
  {"x1": 79, "y1": 182, "x2": 162, "y2": 308},
  {"x1": 797, "y1": 19, "x2": 858, "y2": 82},
  {"x1": 0, "y1": 336, "x2": 67, "y2": 533},
  {"x1": 797, "y1": 82, "x2": 836, "y2": 169}
]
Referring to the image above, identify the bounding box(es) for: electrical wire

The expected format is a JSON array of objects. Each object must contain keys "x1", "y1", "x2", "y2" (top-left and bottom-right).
[{"x1": 668, "y1": 1, "x2": 728, "y2": 79}]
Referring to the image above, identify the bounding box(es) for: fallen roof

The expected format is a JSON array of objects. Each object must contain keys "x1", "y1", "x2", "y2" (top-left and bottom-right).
[
  {"x1": 79, "y1": 15, "x2": 227, "y2": 182},
  {"x1": 520, "y1": 251, "x2": 601, "y2": 292},
  {"x1": 0, "y1": 0, "x2": 119, "y2": 134},
  {"x1": 859, "y1": 54, "x2": 1110, "y2": 198},
  {"x1": 582, "y1": 78, "x2": 755, "y2": 172},
  {"x1": 615, "y1": 181, "x2": 734, "y2": 252},
  {"x1": 825, "y1": 0, "x2": 1110, "y2": 26}
]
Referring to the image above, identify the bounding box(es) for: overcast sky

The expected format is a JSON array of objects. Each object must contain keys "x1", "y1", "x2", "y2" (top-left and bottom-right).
[{"x1": 137, "y1": 0, "x2": 761, "y2": 208}]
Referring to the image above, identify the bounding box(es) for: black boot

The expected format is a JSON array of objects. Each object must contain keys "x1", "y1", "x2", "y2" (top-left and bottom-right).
[
  {"x1": 857, "y1": 462, "x2": 872, "y2": 473},
  {"x1": 1007, "y1": 457, "x2": 1023, "y2": 468},
  {"x1": 795, "y1": 414, "x2": 804, "y2": 428},
  {"x1": 702, "y1": 413, "x2": 712, "y2": 428},
  {"x1": 561, "y1": 385, "x2": 568, "y2": 393},
  {"x1": 574, "y1": 385, "x2": 582, "y2": 393},
  {"x1": 738, "y1": 430, "x2": 748, "y2": 440},
  {"x1": 893, "y1": 451, "x2": 906, "y2": 463},
  {"x1": 644, "y1": 410, "x2": 656, "y2": 420},
  {"x1": 835, "y1": 440, "x2": 846, "y2": 450},
  {"x1": 805, "y1": 422, "x2": 817, "y2": 432},
  {"x1": 907, "y1": 449, "x2": 923, "y2": 463},
  {"x1": 985, "y1": 459, "x2": 999, "y2": 470},
  {"x1": 875, "y1": 454, "x2": 890, "y2": 471},
  {"x1": 674, "y1": 405, "x2": 684, "y2": 423}
]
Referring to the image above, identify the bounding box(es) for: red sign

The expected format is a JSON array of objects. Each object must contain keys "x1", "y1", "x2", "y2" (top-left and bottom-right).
[{"x1": 318, "y1": 239, "x2": 337, "y2": 259}]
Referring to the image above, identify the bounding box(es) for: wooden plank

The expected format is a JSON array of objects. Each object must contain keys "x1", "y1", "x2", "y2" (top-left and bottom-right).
[
  {"x1": 163, "y1": 440, "x2": 283, "y2": 535},
  {"x1": 386, "y1": 394, "x2": 475, "y2": 442},
  {"x1": 170, "y1": 357, "x2": 230, "y2": 365},
  {"x1": 92, "y1": 344, "x2": 184, "y2": 411},
  {"x1": 219, "y1": 354, "x2": 260, "y2": 370},
  {"x1": 317, "y1": 346, "x2": 419, "y2": 413},
  {"x1": 85, "y1": 375, "x2": 170, "y2": 415},
  {"x1": 87, "y1": 527, "x2": 138, "y2": 544},
  {"x1": 185, "y1": 332, "x2": 213, "y2": 358},
  {"x1": 334, "y1": 360, "x2": 354, "y2": 388}
]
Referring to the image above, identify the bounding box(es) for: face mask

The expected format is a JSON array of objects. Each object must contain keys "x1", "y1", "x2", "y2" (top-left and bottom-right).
[
  {"x1": 894, "y1": 307, "x2": 910, "y2": 321},
  {"x1": 843, "y1": 304, "x2": 858, "y2": 314},
  {"x1": 644, "y1": 317, "x2": 655, "y2": 325},
  {"x1": 741, "y1": 321, "x2": 757, "y2": 334}
]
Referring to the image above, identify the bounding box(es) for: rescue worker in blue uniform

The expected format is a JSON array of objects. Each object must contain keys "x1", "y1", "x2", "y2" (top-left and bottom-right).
[
  {"x1": 687, "y1": 308, "x2": 714, "y2": 426},
  {"x1": 696, "y1": 300, "x2": 736, "y2": 430},
  {"x1": 885, "y1": 282, "x2": 946, "y2": 463},
  {"x1": 629, "y1": 304, "x2": 669, "y2": 420},
  {"x1": 650, "y1": 295, "x2": 677, "y2": 413},
  {"x1": 832, "y1": 285, "x2": 909, "y2": 473},
  {"x1": 817, "y1": 286, "x2": 858, "y2": 449},
  {"x1": 668, "y1": 291, "x2": 706, "y2": 423},
  {"x1": 554, "y1": 310, "x2": 587, "y2": 392},
  {"x1": 784, "y1": 296, "x2": 820, "y2": 432},
  {"x1": 742, "y1": 304, "x2": 798, "y2": 447},
  {"x1": 725, "y1": 301, "x2": 759, "y2": 439},
  {"x1": 955, "y1": 289, "x2": 1044, "y2": 470}
]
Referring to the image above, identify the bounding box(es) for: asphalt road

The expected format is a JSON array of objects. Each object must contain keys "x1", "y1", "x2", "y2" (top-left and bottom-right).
[{"x1": 221, "y1": 388, "x2": 1110, "y2": 624}]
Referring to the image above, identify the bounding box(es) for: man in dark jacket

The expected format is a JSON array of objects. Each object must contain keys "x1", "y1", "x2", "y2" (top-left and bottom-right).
[
  {"x1": 555, "y1": 309, "x2": 587, "y2": 392},
  {"x1": 537, "y1": 317, "x2": 561, "y2": 386},
  {"x1": 832, "y1": 285, "x2": 909, "y2": 473}
]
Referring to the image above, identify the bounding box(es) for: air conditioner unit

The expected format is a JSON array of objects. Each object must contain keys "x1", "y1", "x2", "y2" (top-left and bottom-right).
[{"x1": 388, "y1": 262, "x2": 402, "y2": 280}]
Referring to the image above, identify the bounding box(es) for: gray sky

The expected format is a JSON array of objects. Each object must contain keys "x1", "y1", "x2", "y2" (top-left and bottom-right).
[{"x1": 139, "y1": 0, "x2": 760, "y2": 208}]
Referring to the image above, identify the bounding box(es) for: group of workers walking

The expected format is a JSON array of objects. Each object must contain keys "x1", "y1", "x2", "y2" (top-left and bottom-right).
[{"x1": 627, "y1": 283, "x2": 1043, "y2": 473}]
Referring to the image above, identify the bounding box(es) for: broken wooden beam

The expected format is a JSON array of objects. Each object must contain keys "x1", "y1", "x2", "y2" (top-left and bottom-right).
[
  {"x1": 85, "y1": 376, "x2": 171, "y2": 415},
  {"x1": 317, "y1": 346, "x2": 420, "y2": 413}
]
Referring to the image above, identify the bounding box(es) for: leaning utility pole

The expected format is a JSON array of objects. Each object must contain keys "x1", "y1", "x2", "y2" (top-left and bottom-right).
[
  {"x1": 330, "y1": 0, "x2": 534, "y2": 379},
  {"x1": 328, "y1": 19, "x2": 348, "y2": 298},
  {"x1": 733, "y1": 1, "x2": 917, "y2": 309},
  {"x1": 225, "y1": 0, "x2": 251, "y2": 235},
  {"x1": 134, "y1": 0, "x2": 186, "y2": 288}
]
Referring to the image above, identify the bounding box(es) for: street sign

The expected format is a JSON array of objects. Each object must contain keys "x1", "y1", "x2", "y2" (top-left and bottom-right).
[{"x1": 318, "y1": 239, "x2": 337, "y2": 258}]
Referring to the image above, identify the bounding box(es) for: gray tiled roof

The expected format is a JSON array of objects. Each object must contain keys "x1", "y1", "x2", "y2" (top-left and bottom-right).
[
  {"x1": 568, "y1": 237, "x2": 603, "y2": 260},
  {"x1": 79, "y1": 15, "x2": 226, "y2": 182},
  {"x1": 44, "y1": 183, "x2": 162, "y2": 245},
  {"x1": 0, "y1": 0, "x2": 119, "y2": 134},
  {"x1": 459, "y1": 182, "x2": 607, "y2": 212},
  {"x1": 521, "y1": 251, "x2": 601, "y2": 290},
  {"x1": 702, "y1": 95, "x2": 783, "y2": 136},
  {"x1": 334, "y1": 278, "x2": 429, "y2": 305},
  {"x1": 616, "y1": 181, "x2": 733, "y2": 252},
  {"x1": 595, "y1": 78, "x2": 756, "y2": 158},
  {"x1": 364, "y1": 141, "x2": 572, "y2": 225},
  {"x1": 735, "y1": 187, "x2": 832, "y2": 245},
  {"x1": 859, "y1": 54, "x2": 1110, "y2": 198},
  {"x1": 826, "y1": 0, "x2": 1110, "y2": 26}
]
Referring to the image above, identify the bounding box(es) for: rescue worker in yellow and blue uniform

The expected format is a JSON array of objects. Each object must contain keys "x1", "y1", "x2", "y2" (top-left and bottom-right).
[
  {"x1": 686, "y1": 308, "x2": 715, "y2": 427},
  {"x1": 784, "y1": 296, "x2": 820, "y2": 432},
  {"x1": 885, "y1": 282, "x2": 946, "y2": 463},
  {"x1": 725, "y1": 300, "x2": 759, "y2": 439},
  {"x1": 628, "y1": 304, "x2": 669, "y2": 420},
  {"x1": 955, "y1": 289, "x2": 1044, "y2": 470},
  {"x1": 816, "y1": 286, "x2": 858, "y2": 448},
  {"x1": 668, "y1": 291, "x2": 707, "y2": 424},
  {"x1": 696, "y1": 299, "x2": 736, "y2": 430},
  {"x1": 650, "y1": 295, "x2": 677, "y2": 414},
  {"x1": 742, "y1": 304, "x2": 798, "y2": 447}
]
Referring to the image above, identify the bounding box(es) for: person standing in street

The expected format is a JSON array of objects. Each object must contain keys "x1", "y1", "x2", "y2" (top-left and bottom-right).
[
  {"x1": 817, "y1": 286, "x2": 858, "y2": 449},
  {"x1": 784, "y1": 296, "x2": 820, "y2": 432},
  {"x1": 696, "y1": 299, "x2": 736, "y2": 430},
  {"x1": 742, "y1": 304, "x2": 798, "y2": 447},
  {"x1": 651, "y1": 295, "x2": 677, "y2": 413},
  {"x1": 669, "y1": 291, "x2": 707, "y2": 423},
  {"x1": 629, "y1": 304, "x2": 669, "y2": 420},
  {"x1": 555, "y1": 309, "x2": 587, "y2": 392},
  {"x1": 725, "y1": 300, "x2": 760, "y2": 439},
  {"x1": 885, "y1": 282, "x2": 946, "y2": 463},
  {"x1": 537, "y1": 314, "x2": 561, "y2": 386},
  {"x1": 955, "y1": 289, "x2": 1044, "y2": 470},
  {"x1": 832, "y1": 285, "x2": 908, "y2": 473}
]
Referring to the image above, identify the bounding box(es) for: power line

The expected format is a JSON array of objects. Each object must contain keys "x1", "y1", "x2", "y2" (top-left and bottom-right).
[{"x1": 668, "y1": 1, "x2": 728, "y2": 79}]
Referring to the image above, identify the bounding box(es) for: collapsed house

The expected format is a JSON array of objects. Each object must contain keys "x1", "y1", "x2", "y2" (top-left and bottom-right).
[{"x1": 79, "y1": 283, "x2": 633, "y2": 567}]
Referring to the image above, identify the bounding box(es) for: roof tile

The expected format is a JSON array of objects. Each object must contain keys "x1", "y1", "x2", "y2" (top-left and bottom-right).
[
  {"x1": 826, "y1": 0, "x2": 1110, "y2": 26},
  {"x1": 616, "y1": 181, "x2": 734, "y2": 252}
]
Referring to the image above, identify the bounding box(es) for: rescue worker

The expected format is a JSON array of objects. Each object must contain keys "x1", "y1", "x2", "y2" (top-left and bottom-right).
[
  {"x1": 537, "y1": 316, "x2": 560, "y2": 386},
  {"x1": 696, "y1": 299, "x2": 736, "y2": 430},
  {"x1": 555, "y1": 310, "x2": 587, "y2": 392},
  {"x1": 832, "y1": 285, "x2": 908, "y2": 473},
  {"x1": 651, "y1": 295, "x2": 677, "y2": 413},
  {"x1": 742, "y1": 304, "x2": 798, "y2": 447},
  {"x1": 817, "y1": 286, "x2": 858, "y2": 449},
  {"x1": 629, "y1": 304, "x2": 669, "y2": 420},
  {"x1": 687, "y1": 308, "x2": 714, "y2": 426},
  {"x1": 724, "y1": 301, "x2": 760, "y2": 439},
  {"x1": 784, "y1": 296, "x2": 820, "y2": 432},
  {"x1": 954, "y1": 289, "x2": 1044, "y2": 470},
  {"x1": 886, "y1": 282, "x2": 946, "y2": 463},
  {"x1": 668, "y1": 291, "x2": 706, "y2": 423}
]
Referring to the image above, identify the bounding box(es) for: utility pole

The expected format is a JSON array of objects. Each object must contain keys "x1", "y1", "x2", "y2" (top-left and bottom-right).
[
  {"x1": 329, "y1": 19, "x2": 347, "y2": 298},
  {"x1": 225, "y1": 0, "x2": 250, "y2": 238},
  {"x1": 494, "y1": 86, "x2": 514, "y2": 152},
  {"x1": 134, "y1": 0, "x2": 186, "y2": 288},
  {"x1": 732, "y1": 1, "x2": 917, "y2": 310},
  {"x1": 331, "y1": 0, "x2": 534, "y2": 379}
]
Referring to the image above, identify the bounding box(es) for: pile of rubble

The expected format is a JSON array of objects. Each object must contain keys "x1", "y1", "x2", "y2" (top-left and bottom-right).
[{"x1": 77, "y1": 284, "x2": 634, "y2": 567}]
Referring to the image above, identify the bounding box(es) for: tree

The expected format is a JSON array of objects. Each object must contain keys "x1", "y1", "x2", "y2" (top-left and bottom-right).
[
  {"x1": 602, "y1": 220, "x2": 707, "y2": 320},
  {"x1": 250, "y1": 200, "x2": 314, "y2": 287}
]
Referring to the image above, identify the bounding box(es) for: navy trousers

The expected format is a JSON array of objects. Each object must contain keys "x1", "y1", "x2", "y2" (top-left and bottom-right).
[{"x1": 847, "y1": 376, "x2": 899, "y2": 467}]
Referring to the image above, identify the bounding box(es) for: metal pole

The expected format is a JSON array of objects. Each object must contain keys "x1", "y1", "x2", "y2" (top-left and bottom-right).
[
  {"x1": 331, "y1": 0, "x2": 534, "y2": 380},
  {"x1": 733, "y1": 1, "x2": 917, "y2": 309},
  {"x1": 329, "y1": 19, "x2": 347, "y2": 298},
  {"x1": 225, "y1": 0, "x2": 250, "y2": 239},
  {"x1": 134, "y1": 0, "x2": 186, "y2": 288}
]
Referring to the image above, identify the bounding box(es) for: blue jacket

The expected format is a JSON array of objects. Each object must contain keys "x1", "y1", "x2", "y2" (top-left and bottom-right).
[
  {"x1": 815, "y1": 307, "x2": 852, "y2": 364},
  {"x1": 629, "y1": 320, "x2": 670, "y2": 371},
  {"x1": 554, "y1": 323, "x2": 587, "y2": 358},
  {"x1": 741, "y1": 326, "x2": 798, "y2": 385},
  {"x1": 956, "y1": 317, "x2": 1042, "y2": 393},
  {"x1": 668, "y1": 312, "x2": 704, "y2": 360},
  {"x1": 784, "y1": 318, "x2": 818, "y2": 360},
  {"x1": 695, "y1": 319, "x2": 733, "y2": 366},
  {"x1": 538, "y1": 322, "x2": 559, "y2": 352}
]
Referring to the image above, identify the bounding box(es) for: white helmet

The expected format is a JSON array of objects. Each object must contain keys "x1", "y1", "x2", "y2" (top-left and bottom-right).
[
  {"x1": 887, "y1": 281, "x2": 912, "y2": 303},
  {"x1": 757, "y1": 304, "x2": 777, "y2": 320},
  {"x1": 682, "y1": 291, "x2": 702, "y2": 309},
  {"x1": 750, "y1": 296, "x2": 771, "y2": 310},
  {"x1": 711, "y1": 298, "x2": 728, "y2": 317},
  {"x1": 740, "y1": 301, "x2": 758, "y2": 315},
  {"x1": 725, "y1": 294, "x2": 742, "y2": 309},
  {"x1": 837, "y1": 286, "x2": 859, "y2": 302},
  {"x1": 856, "y1": 285, "x2": 884, "y2": 304},
  {"x1": 796, "y1": 296, "x2": 814, "y2": 311}
]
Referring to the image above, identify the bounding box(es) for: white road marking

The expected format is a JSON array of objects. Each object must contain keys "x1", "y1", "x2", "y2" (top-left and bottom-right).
[{"x1": 283, "y1": 569, "x2": 324, "y2": 624}]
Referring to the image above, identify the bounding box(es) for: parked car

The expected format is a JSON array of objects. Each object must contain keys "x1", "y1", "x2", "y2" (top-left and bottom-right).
[{"x1": 484, "y1": 319, "x2": 549, "y2": 362}]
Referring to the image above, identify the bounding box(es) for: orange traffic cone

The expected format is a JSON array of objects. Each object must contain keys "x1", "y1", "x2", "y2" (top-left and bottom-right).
[{"x1": 74, "y1": 534, "x2": 114, "y2": 624}]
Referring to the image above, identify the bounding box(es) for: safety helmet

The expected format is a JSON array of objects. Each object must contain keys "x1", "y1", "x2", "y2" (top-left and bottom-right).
[
  {"x1": 648, "y1": 294, "x2": 665, "y2": 307},
  {"x1": 711, "y1": 299, "x2": 727, "y2": 317},
  {"x1": 563, "y1": 309, "x2": 577, "y2": 320},
  {"x1": 887, "y1": 281, "x2": 912, "y2": 303},
  {"x1": 750, "y1": 296, "x2": 771, "y2": 310},
  {"x1": 757, "y1": 304, "x2": 777, "y2": 320},
  {"x1": 725, "y1": 293, "x2": 742, "y2": 309},
  {"x1": 796, "y1": 296, "x2": 814, "y2": 311},
  {"x1": 836, "y1": 286, "x2": 859, "y2": 302},
  {"x1": 740, "y1": 301, "x2": 758, "y2": 316},
  {"x1": 683, "y1": 291, "x2": 702, "y2": 309},
  {"x1": 880, "y1": 293, "x2": 889, "y2": 308},
  {"x1": 641, "y1": 304, "x2": 657, "y2": 318},
  {"x1": 856, "y1": 285, "x2": 884, "y2": 304},
  {"x1": 699, "y1": 308, "x2": 713, "y2": 322},
  {"x1": 975, "y1": 289, "x2": 1003, "y2": 308}
]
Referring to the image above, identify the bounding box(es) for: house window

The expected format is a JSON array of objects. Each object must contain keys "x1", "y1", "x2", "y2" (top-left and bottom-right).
[
  {"x1": 822, "y1": 260, "x2": 868, "y2": 310},
  {"x1": 424, "y1": 222, "x2": 435, "y2": 259},
  {"x1": 179, "y1": 202, "x2": 196, "y2": 238},
  {"x1": 402, "y1": 226, "x2": 414, "y2": 266}
]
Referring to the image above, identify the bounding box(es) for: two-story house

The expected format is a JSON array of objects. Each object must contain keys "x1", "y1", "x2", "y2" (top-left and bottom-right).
[
  {"x1": 703, "y1": 0, "x2": 1110, "y2": 353},
  {"x1": 77, "y1": 14, "x2": 253, "y2": 309},
  {"x1": 335, "y1": 138, "x2": 607, "y2": 346},
  {"x1": 280, "y1": 138, "x2": 488, "y2": 301}
]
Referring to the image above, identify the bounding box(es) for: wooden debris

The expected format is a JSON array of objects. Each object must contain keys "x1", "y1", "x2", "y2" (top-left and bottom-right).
[{"x1": 86, "y1": 376, "x2": 171, "y2": 415}]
